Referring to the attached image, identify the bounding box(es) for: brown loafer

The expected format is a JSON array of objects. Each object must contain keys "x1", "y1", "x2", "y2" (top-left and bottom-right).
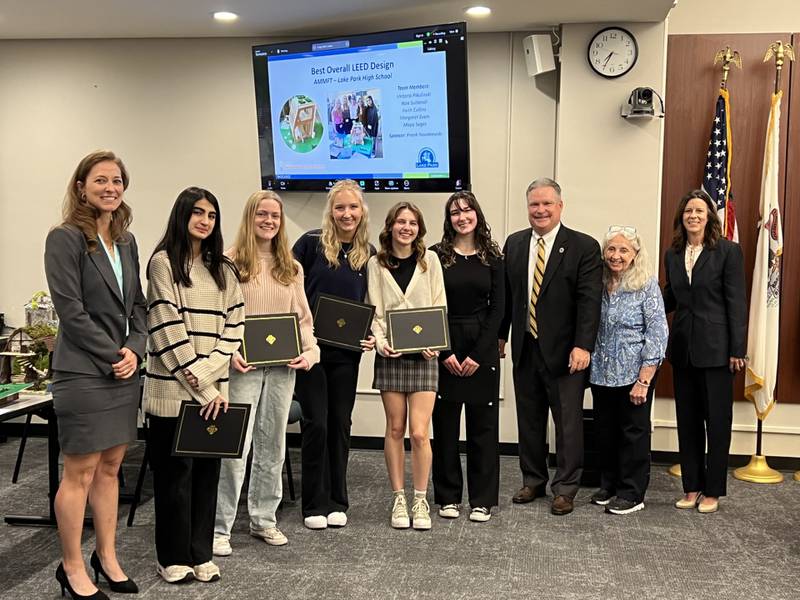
[
  {"x1": 512, "y1": 485, "x2": 546, "y2": 504},
  {"x1": 551, "y1": 495, "x2": 574, "y2": 515}
]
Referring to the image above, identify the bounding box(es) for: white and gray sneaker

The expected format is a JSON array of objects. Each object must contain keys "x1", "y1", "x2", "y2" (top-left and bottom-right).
[
  {"x1": 250, "y1": 526, "x2": 288, "y2": 546},
  {"x1": 391, "y1": 494, "x2": 410, "y2": 529},
  {"x1": 193, "y1": 561, "x2": 220, "y2": 583},
  {"x1": 304, "y1": 515, "x2": 328, "y2": 530},
  {"x1": 327, "y1": 511, "x2": 348, "y2": 527},
  {"x1": 469, "y1": 507, "x2": 491, "y2": 522},
  {"x1": 411, "y1": 497, "x2": 432, "y2": 530},
  {"x1": 438, "y1": 503, "x2": 460, "y2": 518},
  {"x1": 212, "y1": 536, "x2": 232, "y2": 557},
  {"x1": 156, "y1": 563, "x2": 194, "y2": 584}
]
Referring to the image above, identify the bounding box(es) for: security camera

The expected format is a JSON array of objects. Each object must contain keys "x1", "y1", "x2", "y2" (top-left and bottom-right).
[{"x1": 621, "y1": 87, "x2": 664, "y2": 119}]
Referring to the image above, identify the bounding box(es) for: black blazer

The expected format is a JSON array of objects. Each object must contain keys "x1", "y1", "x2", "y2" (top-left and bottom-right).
[
  {"x1": 44, "y1": 225, "x2": 147, "y2": 377},
  {"x1": 663, "y1": 238, "x2": 746, "y2": 368},
  {"x1": 499, "y1": 224, "x2": 602, "y2": 377}
]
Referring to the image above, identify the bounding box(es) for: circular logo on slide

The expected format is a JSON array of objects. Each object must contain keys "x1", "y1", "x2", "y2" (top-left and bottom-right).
[{"x1": 279, "y1": 94, "x2": 324, "y2": 153}]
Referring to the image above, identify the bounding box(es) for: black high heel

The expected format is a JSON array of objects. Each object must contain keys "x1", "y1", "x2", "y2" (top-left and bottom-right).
[
  {"x1": 55, "y1": 563, "x2": 109, "y2": 600},
  {"x1": 90, "y1": 551, "x2": 139, "y2": 594}
]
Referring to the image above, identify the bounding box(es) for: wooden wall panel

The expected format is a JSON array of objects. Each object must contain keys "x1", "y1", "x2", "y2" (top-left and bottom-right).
[
  {"x1": 658, "y1": 33, "x2": 793, "y2": 402},
  {"x1": 775, "y1": 32, "x2": 800, "y2": 404}
]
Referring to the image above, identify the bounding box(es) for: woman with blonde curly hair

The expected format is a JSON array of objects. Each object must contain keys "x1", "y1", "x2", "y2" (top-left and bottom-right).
[
  {"x1": 367, "y1": 201, "x2": 446, "y2": 531},
  {"x1": 213, "y1": 190, "x2": 319, "y2": 556},
  {"x1": 292, "y1": 179, "x2": 376, "y2": 530}
]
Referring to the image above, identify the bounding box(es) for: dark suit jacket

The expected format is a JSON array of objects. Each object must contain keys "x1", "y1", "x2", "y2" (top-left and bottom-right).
[
  {"x1": 499, "y1": 224, "x2": 602, "y2": 377},
  {"x1": 44, "y1": 225, "x2": 147, "y2": 377},
  {"x1": 663, "y1": 238, "x2": 746, "y2": 368}
]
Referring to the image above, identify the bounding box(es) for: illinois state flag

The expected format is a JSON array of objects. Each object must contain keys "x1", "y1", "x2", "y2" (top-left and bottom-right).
[{"x1": 745, "y1": 91, "x2": 784, "y2": 419}]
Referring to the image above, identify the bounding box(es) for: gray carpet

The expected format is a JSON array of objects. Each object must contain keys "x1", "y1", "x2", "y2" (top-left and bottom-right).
[{"x1": 0, "y1": 437, "x2": 798, "y2": 600}]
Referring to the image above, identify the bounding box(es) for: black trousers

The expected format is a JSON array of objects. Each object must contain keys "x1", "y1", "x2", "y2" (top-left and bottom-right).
[
  {"x1": 294, "y1": 359, "x2": 359, "y2": 517},
  {"x1": 590, "y1": 383, "x2": 653, "y2": 503},
  {"x1": 513, "y1": 334, "x2": 585, "y2": 498},
  {"x1": 147, "y1": 414, "x2": 221, "y2": 567},
  {"x1": 673, "y1": 364, "x2": 733, "y2": 497},
  {"x1": 432, "y1": 399, "x2": 499, "y2": 508}
]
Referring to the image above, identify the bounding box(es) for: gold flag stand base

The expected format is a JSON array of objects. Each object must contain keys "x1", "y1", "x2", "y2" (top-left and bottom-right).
[
  {"x1": 793, "y1": 471, "x2": 800, "y2": 482},
  {"x1": 733, "y1": 455, "x2": 784, "y2": 484},
  {"x1": 668, "y1": 463, "x2": 681, "y2": 477}
]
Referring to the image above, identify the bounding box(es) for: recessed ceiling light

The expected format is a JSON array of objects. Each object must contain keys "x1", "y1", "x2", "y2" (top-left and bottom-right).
[
  {"x1": 465, "y1": 6, "x2": 492, "y2": 17},
  {"x1": 213, "y1": 11, "x2": 239, "y2": 22}
]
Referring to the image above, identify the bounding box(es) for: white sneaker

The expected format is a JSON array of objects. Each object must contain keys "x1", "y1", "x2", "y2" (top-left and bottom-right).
[
  {"x1": 250, "y1": 526, "x2": 288, "y2": 546},
  {"x1": 156, "y1": 563, "x2": 194, "y2": 584},
  {"x1": 469, "y1": 507, "x2": 491, "y2": 522},
  {"x1": 391, "y1": 494, "x2": 410, "y2": 529},
  {"x1": 411, "y1": 497, "x2": 432, "y2": 530},
  {"x1": 304, "y1": 515, "x2": 328, "y2": 530},
  {"x1": 327, "y1": 511, "x2": 348, "y2": 527},
  {"x1": 193, "y1": 560, "x2": 220, "y2": 583},
  {"x1": 438, "y1": 503, "x2": 460, "y2": 519},
  {"x1": 212, "y1": 536, "x2": 232, "y2": 557}
]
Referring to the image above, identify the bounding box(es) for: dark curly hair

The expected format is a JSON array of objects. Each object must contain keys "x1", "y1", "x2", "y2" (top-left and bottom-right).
[
  {"x1": 671, "y1": 189, "x2": 722, "y2": 252},
  {"x1": 438, "y1": 191, "x2": 501, "y2": 267},
  {"x1": 377, "y1": 201, "x2": 428, "y2": 272}
]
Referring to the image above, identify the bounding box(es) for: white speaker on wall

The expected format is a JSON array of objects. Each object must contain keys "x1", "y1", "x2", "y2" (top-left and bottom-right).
[{"x1": 522, "y1": 34, "x2": 556, "y2": 77}]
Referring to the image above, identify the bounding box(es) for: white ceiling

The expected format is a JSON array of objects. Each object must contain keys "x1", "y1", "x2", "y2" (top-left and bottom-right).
[{"x1": 0, "y1": 0, "x2": 677, "y2": 39}]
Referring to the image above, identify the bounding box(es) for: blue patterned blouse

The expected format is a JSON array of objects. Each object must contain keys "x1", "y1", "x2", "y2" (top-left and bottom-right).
[{"x1": 590, "y1": 276, "x2": 668, "y2": 387}]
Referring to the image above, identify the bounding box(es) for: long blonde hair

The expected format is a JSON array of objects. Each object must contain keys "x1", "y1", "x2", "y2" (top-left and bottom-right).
[
  {"x1": 231, "y1": 191, "x2": 298, "y2": 285},
  {"x1": 62, "y1": 150, "x2": 132, "y2": 251},
  {"x1": 321, "y1": 179, "x2": 371, "y2": 270}
]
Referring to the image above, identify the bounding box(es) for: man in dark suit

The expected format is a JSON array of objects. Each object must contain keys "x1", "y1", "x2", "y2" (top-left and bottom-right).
[{"x1": 499, "y1": 178, "x2": 602, "y2": 515}]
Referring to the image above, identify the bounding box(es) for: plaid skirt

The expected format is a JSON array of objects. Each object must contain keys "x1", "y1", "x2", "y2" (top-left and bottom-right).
[{"x1": 373, "y1": 354, "x2": 438, "y2": 392}]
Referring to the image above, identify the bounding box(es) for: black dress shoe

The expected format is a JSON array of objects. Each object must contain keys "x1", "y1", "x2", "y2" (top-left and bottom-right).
[
  {"x1": 55, "y1": 563, "x2": 109, "y2": 600},
  {"x1": 512, "y1": 485, "x2": 546, "y2": 504},
  {"x1": 551, "y1": 495, "x2": 574, "y2": 515},
  {"x1": 90, "y1": 551, "x2": 139, "y2": 594}
]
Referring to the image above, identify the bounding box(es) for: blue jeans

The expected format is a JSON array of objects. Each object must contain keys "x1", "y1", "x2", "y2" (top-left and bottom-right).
[{"x1": 214, "y1": 366, "x2": 295, "y2": 536}]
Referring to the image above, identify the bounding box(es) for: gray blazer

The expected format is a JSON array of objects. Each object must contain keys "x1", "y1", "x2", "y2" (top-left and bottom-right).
[{"x1": 44, "y1": 224, "x2": 147, "y2": 377}]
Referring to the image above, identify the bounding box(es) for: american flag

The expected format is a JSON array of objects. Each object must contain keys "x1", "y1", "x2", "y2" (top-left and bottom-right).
[{"x1": 702, "y1": 88, "x2": 738, "y2": 241}]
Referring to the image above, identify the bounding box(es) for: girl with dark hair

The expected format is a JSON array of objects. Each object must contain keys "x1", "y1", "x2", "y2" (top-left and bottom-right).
[
  {"x1": 144, "y1": 187, "x2": 245, "y2": 584},
  {"x1": 663, "y1": 189, "x2": 746, "y2": 514},
  {"x1": 367, "y1": 202, "x2": 446, "y2": 530},
  {"x1": 292, "y1": 180, "x2": 375, "y2": 530},
  {"x1": 430, "y1": 191, "x2": 504, "y2": 522},
  {"x1": 45, "y1": 150, "x2": 145, "y2": 599}
]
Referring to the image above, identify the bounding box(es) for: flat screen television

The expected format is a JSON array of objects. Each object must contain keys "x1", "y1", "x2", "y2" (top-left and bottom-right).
[{"x1": 252, "y1": 22, "x2": 470, "y2": 193}]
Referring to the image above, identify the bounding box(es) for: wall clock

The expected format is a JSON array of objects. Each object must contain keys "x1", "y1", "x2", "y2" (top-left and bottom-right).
[{"x1": 587, "y1": 27, "x2": 638, "y2": 78}]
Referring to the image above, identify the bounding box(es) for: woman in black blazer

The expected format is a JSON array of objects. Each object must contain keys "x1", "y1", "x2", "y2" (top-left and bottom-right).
[
  {"x1": 45, "y1": 151, "x2": 146, "y2": 598},
  {"x1": 663, "y1": 189, "x2": 746, "y2": 514}
]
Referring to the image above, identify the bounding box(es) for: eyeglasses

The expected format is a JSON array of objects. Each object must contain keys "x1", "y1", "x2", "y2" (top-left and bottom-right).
[{"x1": 608, "y1": 225, "x2": 637, "y2": 235}]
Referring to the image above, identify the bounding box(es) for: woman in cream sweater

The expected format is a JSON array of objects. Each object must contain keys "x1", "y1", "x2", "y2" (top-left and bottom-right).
[{"x1": 367, "y1": 201, "x2": 446, "y2": 531}]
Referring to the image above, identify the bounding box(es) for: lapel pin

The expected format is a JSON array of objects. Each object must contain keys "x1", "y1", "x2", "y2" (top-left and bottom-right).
[{"x1": 559, "y1": 247, "x2": 564, "y2": 253}]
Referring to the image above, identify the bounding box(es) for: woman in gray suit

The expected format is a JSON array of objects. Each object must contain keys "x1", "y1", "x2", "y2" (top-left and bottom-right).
[{"x1": 45, "y1": 150, "x2": 146, "y2": 599}]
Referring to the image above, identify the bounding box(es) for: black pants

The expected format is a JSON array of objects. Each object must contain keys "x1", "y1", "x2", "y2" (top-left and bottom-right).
[
  {"x1": 513, "y1": 334, "x2": 586, "y2": 498},
  {"x1": 432, "y1": 399, "x2": 499, "y2": 508},
  {"x1": 294, "y1": 359, "x2": 359, "y2": 517},
  {"x1": 590, "y1": 383, "x2": 653, "y2": 503},
  {"x1": 147, "y1": 414, "x2": 221, "y2": 567},
  {"x1": 673, "y1": 364, "x2": 733, "y2": 497}
]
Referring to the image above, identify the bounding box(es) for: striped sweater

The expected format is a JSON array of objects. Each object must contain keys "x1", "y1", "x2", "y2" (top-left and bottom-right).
[
  {"x1": 143, "y1": 250, "x2": 245, "y2": 417},
  {"x1": 228, "y1": 247, "x2": 320, "y2": 368}
]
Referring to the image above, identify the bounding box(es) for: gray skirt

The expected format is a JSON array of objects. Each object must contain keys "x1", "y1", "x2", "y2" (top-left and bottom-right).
[
  {"x1": 51, "y1": 372, "x2": 139, "y2": 454},
  {"x1": 373, "y1": 354, "x2": 438, "y2": 393}
]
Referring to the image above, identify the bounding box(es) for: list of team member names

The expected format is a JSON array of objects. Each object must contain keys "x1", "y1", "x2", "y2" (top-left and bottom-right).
[{"x1": 390, "y1": 83, "x2": 442, "y2": 139}]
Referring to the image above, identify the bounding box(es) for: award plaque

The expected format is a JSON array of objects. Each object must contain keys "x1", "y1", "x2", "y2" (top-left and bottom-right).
[
  {"x1": 386, "y1": 306, "x2": 450, "y2": 354},
  {"x1": 242, "y1": 313, "x2": 301, "y2": 366},
  {"x1": 171, "y1": 401, "x2": 251, "y2": 459},
  {"x1": 313, "y1": 293, "x2": 375, "y2": 351}
]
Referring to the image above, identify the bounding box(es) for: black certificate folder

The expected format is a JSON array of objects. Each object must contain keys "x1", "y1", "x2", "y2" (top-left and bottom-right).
[
  {"x1": 172, "y1": 401, "x2": 251, "y2": 459},
  {"x1": 242, "y1": 313, "x2": 301, "y2": 366},
  {"x1": 387, "y1": 306, "x2": 450, "y2": 354},
  {"x1": 313, "y1": 293, "x2": 375, "y2": 351}
]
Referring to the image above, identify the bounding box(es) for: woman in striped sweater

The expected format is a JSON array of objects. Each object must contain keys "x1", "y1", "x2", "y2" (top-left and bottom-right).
[
  {"x1": 144, "y1": 187, "x2": 244, "y2": 585},
  {"x1": 213, "y1": 190, "x2": 319, "y2": 556}
]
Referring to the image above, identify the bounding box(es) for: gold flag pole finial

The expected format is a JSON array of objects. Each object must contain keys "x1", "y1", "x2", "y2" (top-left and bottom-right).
[
  {"x1": 764, "y1": 41, "x2": 795, "y2": 94},
  {"x1": 714, "y1": 46, "x2": 742, "y2": 89}
]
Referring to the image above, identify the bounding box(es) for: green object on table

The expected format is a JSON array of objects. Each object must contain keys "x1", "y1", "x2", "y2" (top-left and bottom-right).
[{"x1": 0, "y1": 382, "x2": 34, "y2": 401}]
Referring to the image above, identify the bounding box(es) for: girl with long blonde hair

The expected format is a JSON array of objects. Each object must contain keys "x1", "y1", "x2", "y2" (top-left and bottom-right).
[
  {"x1": 292, "y1": 179, "x2": 376, "y2": 529},
  {"x1": 213, "y1": 190, "x2": 320, "y2": 555}
]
